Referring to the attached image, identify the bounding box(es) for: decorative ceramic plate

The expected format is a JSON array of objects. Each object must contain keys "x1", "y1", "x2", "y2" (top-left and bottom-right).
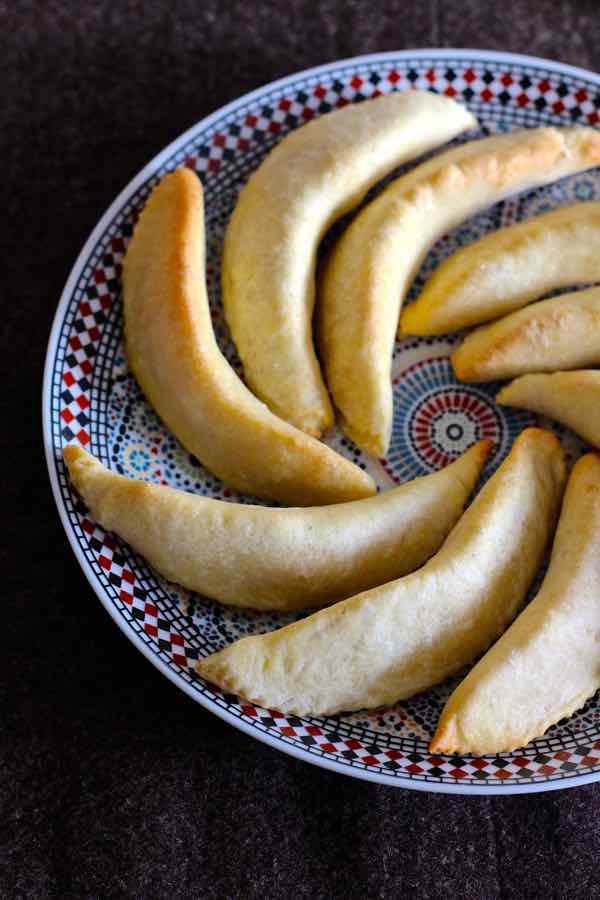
[{"x1": 43, "y1": 49, "x2": 600, "y2": 794}]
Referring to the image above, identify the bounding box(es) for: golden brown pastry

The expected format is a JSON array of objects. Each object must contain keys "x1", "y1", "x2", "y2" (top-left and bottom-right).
[
  {"x1": 497, "y1": 371, "x2": 600, "y2": 448},
  {"x1": 318, "y1": 127, "x2": 600, "y2": 456},
  {"x1": 401, "y1": 202, "x2": 600, "y2": 335},
  {"x1": 431, "y1": 453, "x2": 600, "y2": 755},
  {"x1": 64, "y1": 441, "x2": 490, "y2": 610},
  {"x1": 452, "y1": 285, "x2": 600, "y2": 383},
  {"x1": 197, "y1": 429, "x2": 566, "y2": 715},
  {"x1": 222, "y1": 91, "x2": 476, "y2": 436},
  {"x1": 122, "y1": 168, "x2": 375, "y2": 506}
]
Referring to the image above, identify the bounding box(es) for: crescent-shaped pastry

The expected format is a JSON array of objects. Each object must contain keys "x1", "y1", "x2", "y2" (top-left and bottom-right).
[
  {"x1": 222, "y1": 91, "x2": 476, "y2": 436},
  {"x1": 401, "y1": 202, "x2": 600, "y2": 335},
  {"x1": 452, "y1": 285, "x2": 600, "y2": 383},
  {"x1": 497, "y1": 371, "x2": 600, "y2": 448},
  {"x1": 64, "y1": 441, "x2": 490, "y2": 611},
  {"x1": 197, "y1": 429, "x2": 566, "y2": 715},
  {"x1": 122, "y1": 168, "x2": 375, "y2": 506},
  {"x1": 319, "y1": 127, "x2": 600, "y2": 456},
  {"x1": 431, "y1": 453, "x2": 600, "y2": 755}
]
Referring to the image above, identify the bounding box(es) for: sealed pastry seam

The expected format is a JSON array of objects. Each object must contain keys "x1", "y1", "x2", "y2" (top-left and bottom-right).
[
  {"x1": 400, "y1": 202, "x2": 600, "y2": 335},
  {"x1": 63, "y1": 441, "x2": 490, "y2": 611},
  {"x1": 452, "y1": 285, "x2": 600, "y2": 382}
]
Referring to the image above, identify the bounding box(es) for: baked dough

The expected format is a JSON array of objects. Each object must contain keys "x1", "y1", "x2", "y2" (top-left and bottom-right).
[
  {"x1": 122, "y1": 168, "x2": 375, "y2": 506},
  {"x1": 452, "y1": 285, "x2": 600, "y2": 382},
  {"x1": 64, "y1": 441, "x2": 490, "y2": 610},
  {"x1": 222, "y1": 91, "x2": 475, "y2": 436},
  {"x1": 197, "y1": 429, "x2": 566, "y2": 715},
  {"x1": 497, "y1": 371, "x2": 600, "y2": 448},
  {"x1": 318, "y1": 127, "x2": 600, "y2": 456},
  {"x1": 431, "y1": 453, "x2": 600, "y2": 755},
  {"x1": 401, "y1": 202, "x2": 600, "y2": 335}
]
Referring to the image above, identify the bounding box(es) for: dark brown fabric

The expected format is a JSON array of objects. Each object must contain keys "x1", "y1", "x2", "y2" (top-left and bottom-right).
[{"x1": 4, "y1": 1, "x2": 600, "y2": 897}]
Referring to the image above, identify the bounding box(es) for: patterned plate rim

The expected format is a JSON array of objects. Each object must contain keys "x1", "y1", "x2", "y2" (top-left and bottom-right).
[{"x1": 42, "y1": 48, "x2": 600, "y2": 795}]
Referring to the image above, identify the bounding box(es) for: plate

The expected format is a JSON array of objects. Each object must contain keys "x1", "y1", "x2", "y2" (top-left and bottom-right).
[{"x1": 43, "y1": 49, "x2": 600, "y2": 794}]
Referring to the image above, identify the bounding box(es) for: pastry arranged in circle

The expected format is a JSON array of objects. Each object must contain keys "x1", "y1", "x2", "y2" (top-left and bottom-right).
[{"x1": 82, "y1": 96, "x2": 600, "y2": 752}]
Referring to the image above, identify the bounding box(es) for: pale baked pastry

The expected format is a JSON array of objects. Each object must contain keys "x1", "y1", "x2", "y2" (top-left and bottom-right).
[
  {"x1": 497, "y1": 371, "x2": 600, "y2": 448},
  {"x1": 222, "y1": 91, "x2": 475, "y2": 436},
  {"x1": 452, "y1": 285, "x2": 600, "y2": 382},
  {"x1": 64, "y1": 441, "x2": 490, "y2": 611},
  {"x1": 431, "y1": 453, "x2": 600, "y2": 755},
  {"x1": 197, "y1": 429, "x2": 566, "y2": 715},
  {"x1": 122, "y1": 168, "x2": 375, "y2": 506},
  {"x1": 401, "y1": 202, "x2": 600, "y2": 335},
  {"x1": 318, "y1": 127, "x2": 600, "y2": 456}
]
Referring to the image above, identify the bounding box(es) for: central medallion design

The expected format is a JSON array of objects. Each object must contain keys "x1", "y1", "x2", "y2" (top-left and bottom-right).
[
  {"x1": 410, "y1": 387, "x2": 501, "y2": 469},
  {"x1": 384, "y1": 355, "x2": 535, "y2": 484}
]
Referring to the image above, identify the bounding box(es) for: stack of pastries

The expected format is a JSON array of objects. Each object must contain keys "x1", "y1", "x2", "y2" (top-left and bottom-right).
[{"x1": 65, "y1": 91, "x2": 600, "y2": 755}]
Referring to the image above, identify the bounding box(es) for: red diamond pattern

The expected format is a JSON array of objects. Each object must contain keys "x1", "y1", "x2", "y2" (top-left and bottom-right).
[{"x1": 74, "y1": 518, "x2": 196, "y2": 671}]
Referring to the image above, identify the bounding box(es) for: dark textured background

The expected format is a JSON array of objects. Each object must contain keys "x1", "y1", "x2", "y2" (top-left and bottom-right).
[{"x1": 4, "y1": 1, "x2": 600, "y2": 897}]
